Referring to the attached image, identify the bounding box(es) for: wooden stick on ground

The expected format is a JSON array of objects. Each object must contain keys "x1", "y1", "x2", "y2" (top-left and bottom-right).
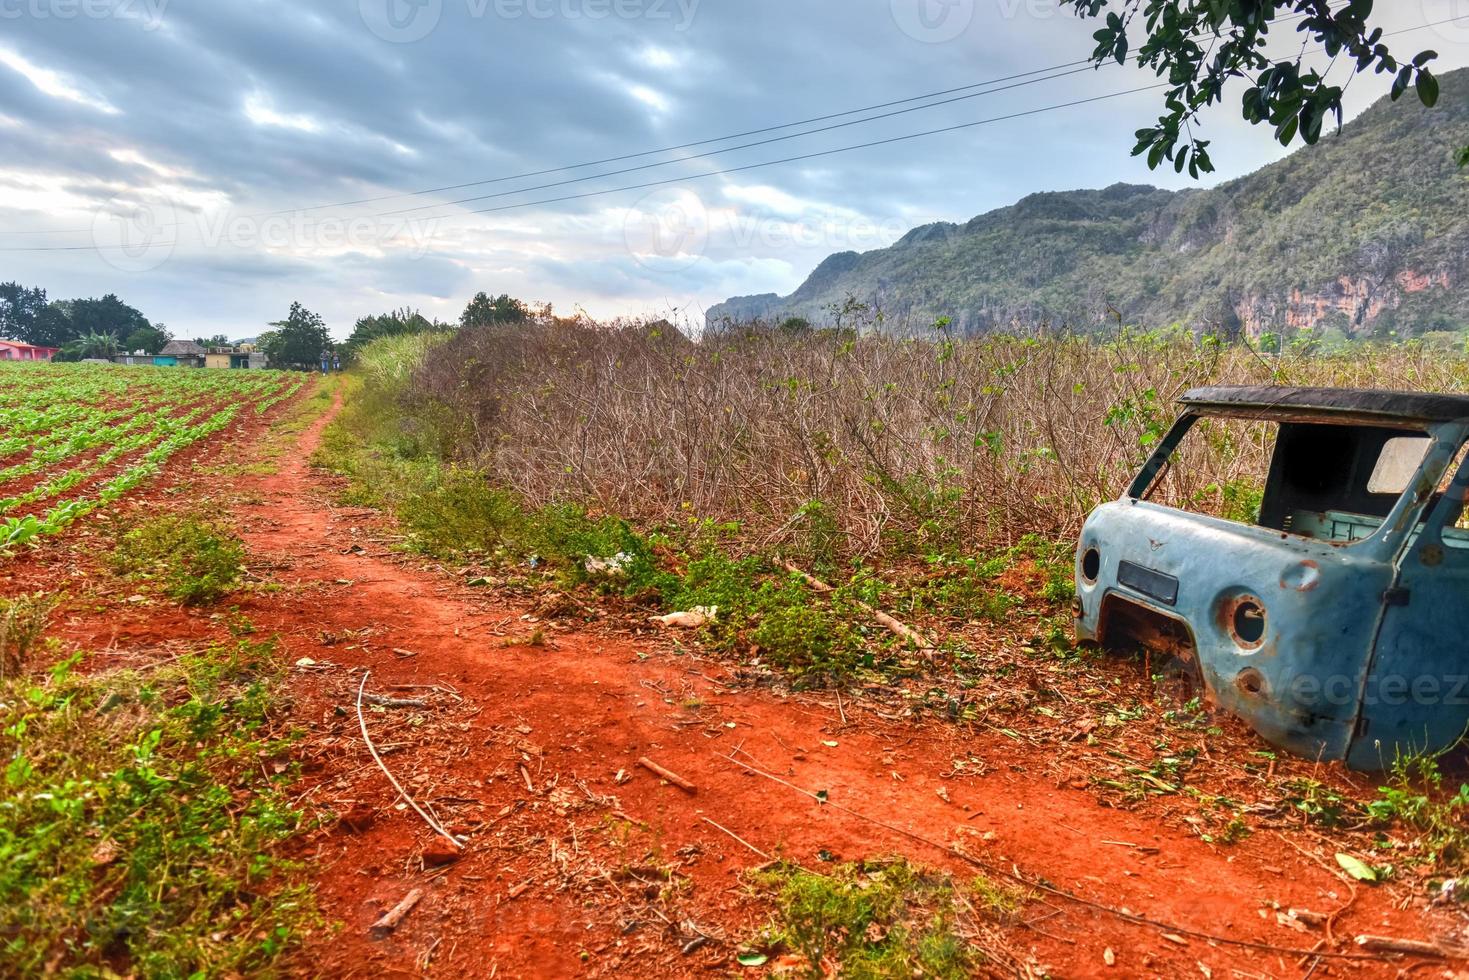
[
  {"x1": 637, "y1": 756, "x2": 696, "y2": 793},
  {"x1": 370, "y1": 888, "x2": 424, "y2": 938},
  {"x1": 356, "y1": 672, "x2": 462, "y2": 851},
  {"x1": 363, "y1": 693, "x2": 430, "y2": 709},
  {"x1": 1354, "y1": 935, "x2": 1462, "y2": 958},
  {"x1": 778, "y1": 561, "x2": 932, "y2": 650},
  {"x1": 701, "y1": 815, "x2": 770, "y2": 860}
]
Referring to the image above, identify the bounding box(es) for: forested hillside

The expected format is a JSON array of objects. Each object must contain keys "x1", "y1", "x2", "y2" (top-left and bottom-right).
[{"x1": 709, "y1": 68, "x2": 1469, "y2": 340}]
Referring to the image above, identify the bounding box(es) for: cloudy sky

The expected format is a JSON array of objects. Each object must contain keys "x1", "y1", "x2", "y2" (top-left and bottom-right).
[{"x1": 2, "y1": 0, "x2": 1467, "y2": 339}]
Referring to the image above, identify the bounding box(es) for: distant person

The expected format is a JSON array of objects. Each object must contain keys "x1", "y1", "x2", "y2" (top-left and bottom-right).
[
  {"x1": 333, "y1": 354, "x2": 341, "y2": 372},
  {"x1": 320, "y1": 350, "x2": 330, "y2": 375}
]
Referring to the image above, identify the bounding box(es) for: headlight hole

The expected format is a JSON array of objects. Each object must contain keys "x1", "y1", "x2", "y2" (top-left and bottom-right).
[
  {"x1": 1081, "y1": 548, "x2": 1101, "y2": 584},
  {"x1": 1237, "y1": 667, "x2": 1266, "y2": 696},
  {"x1": 1232, "y1": 600, "x2": 1266, "y2": 646}
]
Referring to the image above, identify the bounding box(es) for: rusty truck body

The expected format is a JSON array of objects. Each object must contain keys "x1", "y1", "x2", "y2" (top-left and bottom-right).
[{"x1": 1074, "y1": 386, "x2": 1469, "y2": 769}]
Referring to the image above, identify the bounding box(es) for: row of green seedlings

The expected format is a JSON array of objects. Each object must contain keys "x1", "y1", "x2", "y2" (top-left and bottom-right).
[
  {"x1": 254, "y1": 376, "x2": 309, "y2": 415},
  {"x1": 0, "y1": 364, "x2": 291, "y2": 419},
  {"x1": 0, "y1": 407, "x2": 240, "y2": 551},
  {"x1": 0, "y1": 398, "x2": 165, "y2": 454},
  {"x1": 0, "y1": 515, "x2": 310, "y2": 976},
  {"x1": 0, "y1": 399, "x2": 182, "y2": 490}
]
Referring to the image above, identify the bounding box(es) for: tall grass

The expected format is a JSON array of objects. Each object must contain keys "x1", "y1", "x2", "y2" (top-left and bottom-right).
[{"x1": 397, "y1": 317, "x2": 1469, "y2": 561}]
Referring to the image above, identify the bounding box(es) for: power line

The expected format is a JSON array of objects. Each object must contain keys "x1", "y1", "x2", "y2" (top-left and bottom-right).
[
  {"x1": 0, "y1": 12, "x2": 1317, "y2": 238},
  {"x1": 305, "y1": 12, "x2": 1469, "y2": 227},
  {"x1": 1, "y1": 62, "x2": 1102, "y2": 239},
  {"x1": 380, "y1": 64, "x2": 1104, "y2": 215},
  {"x1": 4, "y1": 13, "x2": 1458, "y2": 255},
  {"x1": 0, "y1": 83, "x2": 1166, "y2": 253},
  {"x1": 446, "y1": 85, "x2": 1169, "y2": 219}
]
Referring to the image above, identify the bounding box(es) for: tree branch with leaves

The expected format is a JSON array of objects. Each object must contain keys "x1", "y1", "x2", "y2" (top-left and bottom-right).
[{"x1": 1062, "y1": 0, "x2": 1448, "y2": 177}]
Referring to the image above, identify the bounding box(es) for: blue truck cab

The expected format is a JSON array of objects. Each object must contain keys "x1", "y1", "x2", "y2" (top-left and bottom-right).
[{"x1": 1075, "y1": 386, "x2": 1469, "y2": 769}]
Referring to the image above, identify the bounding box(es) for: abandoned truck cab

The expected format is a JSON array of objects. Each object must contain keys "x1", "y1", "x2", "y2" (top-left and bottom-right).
[{"x1": 1075, "y1": 386, "x2": 1469, "y2": 770}]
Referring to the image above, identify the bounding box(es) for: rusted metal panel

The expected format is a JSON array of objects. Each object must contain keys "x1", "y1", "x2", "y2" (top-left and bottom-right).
[{"x1": 1076, "y1": 385, "x2": 1469, "y2": 769}]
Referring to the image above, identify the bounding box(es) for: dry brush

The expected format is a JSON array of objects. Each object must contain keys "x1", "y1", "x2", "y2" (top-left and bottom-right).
[{"x1": 405, "y1": 319, "x2": 1469, "y2": 560}]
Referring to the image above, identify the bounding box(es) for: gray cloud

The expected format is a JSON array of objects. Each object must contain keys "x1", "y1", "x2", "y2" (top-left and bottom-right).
[{"x1": 1, "y1": 0, "x2": 1465, "y2": 337}]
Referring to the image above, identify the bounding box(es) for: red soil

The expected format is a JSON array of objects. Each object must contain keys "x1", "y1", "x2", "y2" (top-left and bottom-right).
[{"x1": 10, "y1": 387, "x2": 1468, "y2": 978}]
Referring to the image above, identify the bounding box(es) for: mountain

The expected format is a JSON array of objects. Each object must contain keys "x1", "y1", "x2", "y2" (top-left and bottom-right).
[{"x1": 707, "y1": 68, "x2": 1469, "y2": 340}]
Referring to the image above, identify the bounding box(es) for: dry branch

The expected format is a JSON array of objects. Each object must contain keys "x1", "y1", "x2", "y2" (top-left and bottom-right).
[
  {"x1": 370, "y1": 888, "x2": 424, "y2": 938},
  {"x1": 356, "y1": 672, "x2": 461, "y2": 852},
  {"x1": 779, "y1": 561, "x2": 932, "y2": 650},
  {"x1": 1354, "y1": 935, "x2": 1465, "y2": 958},
  {"x1": 701, "y1": 815, "x2": 770, "y2": 860},
  {"x1": 637, "y1": 756, "x2": 696, "y2": 793},
  {"x1": 363, "y1": 693, "x2": 430, "y2": 709}
]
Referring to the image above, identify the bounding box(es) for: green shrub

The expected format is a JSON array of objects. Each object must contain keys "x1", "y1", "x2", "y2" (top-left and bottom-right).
[
  {"x1": 0, "y1": 640, "x2": 312, "y2": 975},
  {"x1": 1367, "y1": 754, "x2": 1469, "y2": 868},
  {"x1": 750, "y1": 578, "x2": 864, "y2": 683},
  {"x1": 534, "y1": 506, "x2": 679, "y2": 601},
  {"x1": 398, "y1": 465, "x2": 529, "y2": 557},
  {"x1": 749, "y1": 860, "x2": 1013, "y2": 979},
  {"x1": 112, "y1": 515, "x2": 245, "y2": 605}
]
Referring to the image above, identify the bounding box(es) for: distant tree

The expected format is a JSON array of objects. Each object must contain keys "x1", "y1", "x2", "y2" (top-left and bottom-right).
[
  {"x1": 67, "y1": 294, "x2": 151, "y2": 341},
  {"x1": 28, "y1": 303, "x2": 76, "y2": 348},
  {"x1": 62, "y1": 332, "x2": 120, "y2": 361},
  {"x1": 260, "y1": 303, "x2": 330, "y2": 370},
  {"x1": 193, "y1": 334, "x2": 231, "y2": 348},
  {"x1": 1060, "y1": 1, "x2": 1448, "y2": 177},
  {"x1": 125, "y1": 324, "x2": 172, "y2": 354},
  {"x1": 461, "y1": 292, "x2": 529, "y2": 328},
  {"x1": 344, "y1": 307, "x2": 449, "y2": 358},
  {"x1": 0, "y1": 282, "x2": 47, "y2": 342},
  {"x1": 0, "y1": 286, "x2": 163, "y2": 348},
  {"x1": 778, "y1": 316, "x2": 813, "y2": 334}
]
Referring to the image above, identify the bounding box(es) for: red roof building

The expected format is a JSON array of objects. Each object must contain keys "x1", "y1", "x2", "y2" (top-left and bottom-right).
[{"x1": 0, "y1": 341, "x2": 60, "y2": 362}]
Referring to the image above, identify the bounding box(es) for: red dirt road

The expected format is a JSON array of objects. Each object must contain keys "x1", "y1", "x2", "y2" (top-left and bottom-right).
[
  {"x1": 24, "y1": 387, "x2": 1467, "y2": 978},
  {"x1": 236, "y1": 394, "x2": 1463, "y2": 978}
]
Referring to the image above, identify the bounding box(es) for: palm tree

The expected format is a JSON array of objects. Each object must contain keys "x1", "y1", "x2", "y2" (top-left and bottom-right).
[{"x1": 63, "y1": 332, "x2": 120, "y2": 360}]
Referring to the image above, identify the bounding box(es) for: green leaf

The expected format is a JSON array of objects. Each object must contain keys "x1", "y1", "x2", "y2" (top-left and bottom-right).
[
  {"x1": 1457, "y1": 145, "x2": 1469, "y2": 169},
  {"x1": 1416, "y1": 70, "x2": 1439, "y2": 108},
  {"x1": 737, "y1": 952, "x2": 769, "y2": 967},
  {"x1": 1335, "y1": 852, "x2": 1378, "y2": 882},
  {"x1": 815, "y1": 789, "x2": 829, "y2": 804}
]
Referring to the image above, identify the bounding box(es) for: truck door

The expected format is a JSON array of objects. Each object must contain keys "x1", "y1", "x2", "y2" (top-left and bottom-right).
[{"x1": 1349, "y1": 438, "x2": 1469, "y2": 770}]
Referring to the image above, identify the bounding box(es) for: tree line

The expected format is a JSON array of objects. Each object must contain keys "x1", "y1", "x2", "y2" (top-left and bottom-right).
[{"x1": 1, "y1": 282, "x2": 533, "y2": 369}]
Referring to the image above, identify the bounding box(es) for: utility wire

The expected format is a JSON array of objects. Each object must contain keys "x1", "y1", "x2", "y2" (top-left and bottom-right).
[
  {"x1": 4, "y1": 13, "x2": 1459, "y2": 254},
  {"x1": 0, "y1": 84, "x2": 1164, "y2": 253},
  {"x1": 0, "y1": 12, "x2": 1316, "y2": 238},
  {"x1": 380, "y1": 64, "x2": 1103, "y2": 215},
  {"x1": 1, "y1": 61, "x2": 1101, "y2": 239}
]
